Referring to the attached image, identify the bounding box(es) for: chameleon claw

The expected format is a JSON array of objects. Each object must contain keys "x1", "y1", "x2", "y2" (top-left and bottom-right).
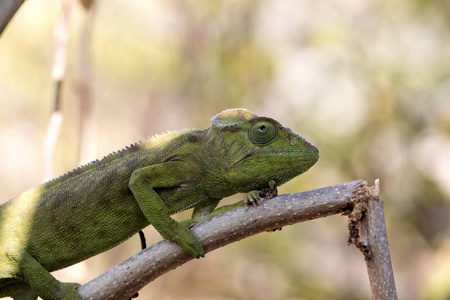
[
  {"x1": 249, "y1": 198, "x2": 260, "y2": 207},
  {"x1": 244, "y1": 180, "x2": 278, "y2": 208},
  {"x1": 244, "y1": 190, "x2": 261, "y2": 207},
  {"x1": 257, "y1": 180, "x2": 278, "y2": 200}
]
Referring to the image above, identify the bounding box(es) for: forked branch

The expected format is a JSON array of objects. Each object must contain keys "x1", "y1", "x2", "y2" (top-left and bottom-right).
[{"x1": 77, "y1": 180, "x2": 397, "y2": 300}]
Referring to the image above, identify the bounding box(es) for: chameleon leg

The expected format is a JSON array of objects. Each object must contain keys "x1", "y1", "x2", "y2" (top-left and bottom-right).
[
  {"x1": 192, "y1": 199, "x2": 244, "y2": 221},
  {"x1": 129, "y1": 162, "x2": 205, "y2": 258},
  {"x1": 191, "y1": 199, "x2": 220, "y2": 222},
  {"x1": 191, "y1": 180, "x2": 279, "y2": 219},
  {"x1": 18, "y1": 251, "x2": 81, "y2": 300}
]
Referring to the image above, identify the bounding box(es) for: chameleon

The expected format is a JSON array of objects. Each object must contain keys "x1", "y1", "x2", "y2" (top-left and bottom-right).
[{"x1": 0, "y1": 108, "x2": 319, "y2": 300}]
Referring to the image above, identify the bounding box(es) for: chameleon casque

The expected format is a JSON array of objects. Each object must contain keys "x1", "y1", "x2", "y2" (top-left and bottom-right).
[{"x1": 0, "y1": 108, "x2": 319, "y2": 299}]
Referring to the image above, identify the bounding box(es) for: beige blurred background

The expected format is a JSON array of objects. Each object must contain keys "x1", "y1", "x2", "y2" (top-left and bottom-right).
[{"x1": 1, "y1": 0, "x2": 450, "y2": 299}]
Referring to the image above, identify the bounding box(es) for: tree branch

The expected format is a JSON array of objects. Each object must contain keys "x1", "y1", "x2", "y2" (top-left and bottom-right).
[
  {"x1": 0, "y1": 0, "x2": 26, "y2": 36},
  {"x1": 348, "y1": 179, "x2": 398, "y2": 299},
  {"x1": 76, "y1": 180, "x2": 396, "y2": 300}
]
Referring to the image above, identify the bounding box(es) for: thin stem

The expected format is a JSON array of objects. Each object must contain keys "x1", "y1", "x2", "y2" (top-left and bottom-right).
[{"x1": 43, "y1": 0, "x2": 74, "y2": 182}]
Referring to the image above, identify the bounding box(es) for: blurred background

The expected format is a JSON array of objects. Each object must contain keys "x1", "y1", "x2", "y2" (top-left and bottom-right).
[{"x1": 1, "y1": 0, "x2": 449, "y2": 299}]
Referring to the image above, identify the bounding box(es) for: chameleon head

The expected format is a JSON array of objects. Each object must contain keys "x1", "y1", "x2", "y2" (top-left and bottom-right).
[{"x1": 209, "y1": 108, "x2": 319, "y2": 193}]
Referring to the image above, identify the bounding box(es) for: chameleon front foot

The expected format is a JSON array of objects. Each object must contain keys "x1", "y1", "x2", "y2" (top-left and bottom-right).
[
  {"x1": 258, "y1": 179, "x2": 278, "y2": 199},
  {"x1": 244, "y1": 180, "x2": 278, "y2": 207},
  {"x1": 166, "y1": 220, "x2": 205, "y2": 259}
]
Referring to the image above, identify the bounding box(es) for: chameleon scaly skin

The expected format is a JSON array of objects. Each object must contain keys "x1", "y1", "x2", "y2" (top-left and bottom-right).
[{"x1": 0, "y1": 108, "x2": 318, "y2": 299}]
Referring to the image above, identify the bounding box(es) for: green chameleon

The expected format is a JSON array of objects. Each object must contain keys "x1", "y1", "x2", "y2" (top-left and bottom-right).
[{"x1": 0, "y1": 108, "x2": 319, "y2": 300}]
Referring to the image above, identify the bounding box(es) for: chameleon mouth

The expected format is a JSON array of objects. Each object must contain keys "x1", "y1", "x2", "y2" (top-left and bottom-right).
[{"x1": 233, "y1": 148, "x2": 319, "y2": 166}]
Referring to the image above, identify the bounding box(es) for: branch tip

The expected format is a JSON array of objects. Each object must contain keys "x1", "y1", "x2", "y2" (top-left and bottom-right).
[{"x1": 347, "y1": 180, "x2": 381, "y2": 261}]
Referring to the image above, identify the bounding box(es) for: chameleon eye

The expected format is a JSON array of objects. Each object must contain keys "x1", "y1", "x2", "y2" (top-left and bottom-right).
[{"x1": 249, "y1": 121, "x2": 278, "y2": 146}]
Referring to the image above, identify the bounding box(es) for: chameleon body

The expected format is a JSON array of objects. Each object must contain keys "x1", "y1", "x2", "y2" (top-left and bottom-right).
[{"x1": 0, "y1": 108, "x2": 319, "y2": 299}]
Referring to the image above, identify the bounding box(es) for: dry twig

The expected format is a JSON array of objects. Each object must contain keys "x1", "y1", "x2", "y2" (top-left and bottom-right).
[
  {"x1": 0, "y1": 0, "x2": 26, "y2": 36},
  {"x1": 43, "y1": 0, "x2": 74, "y2": 182}
]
